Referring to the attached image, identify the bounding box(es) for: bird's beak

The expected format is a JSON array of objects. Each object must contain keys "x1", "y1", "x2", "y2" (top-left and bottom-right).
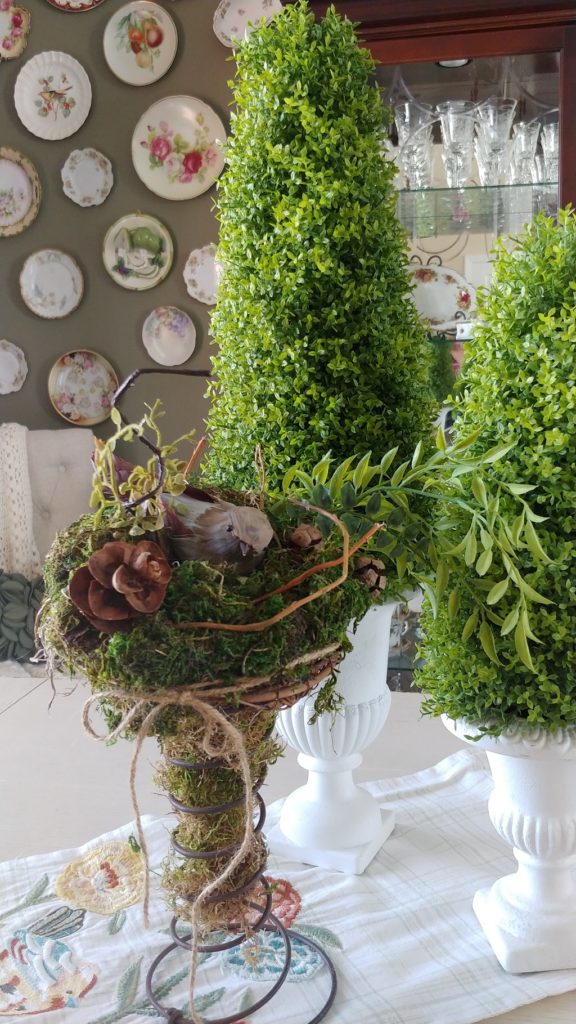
[{"x1": 239, "y1": 541, "x2": 251, "y2": 558}]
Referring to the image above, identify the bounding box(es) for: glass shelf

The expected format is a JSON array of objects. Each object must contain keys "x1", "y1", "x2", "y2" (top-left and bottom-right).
[{"x1": 397, "y1": 181, "x2": 558, "y2": 238}]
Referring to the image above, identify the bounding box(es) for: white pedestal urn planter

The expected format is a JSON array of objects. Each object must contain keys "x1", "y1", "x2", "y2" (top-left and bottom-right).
[
  {"x1": 444, "y1": 716, "x2": 576, "y2": 973},
  {"x1": 268, "y1": 601, "x2": 397, "y2": 875}
]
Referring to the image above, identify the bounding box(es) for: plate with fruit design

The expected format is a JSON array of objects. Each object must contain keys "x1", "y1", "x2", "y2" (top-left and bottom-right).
[
  {"x1": 103, "y1": 1, "x2": 177, "y2": 86},
  {"x1": 103, "y1": 212, "x2": 173, "y2": 290}
]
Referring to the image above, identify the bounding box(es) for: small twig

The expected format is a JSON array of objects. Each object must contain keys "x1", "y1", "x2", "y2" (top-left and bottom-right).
[
  {"x1": 184, "y1": 436, "x2": 208, "y2": 478},
  {"x1": 253, "y1": 515, "x2": 383, "y2": 605},
  {"x1": 254, "y1": 444, "x2": 266, "y2": 510}
]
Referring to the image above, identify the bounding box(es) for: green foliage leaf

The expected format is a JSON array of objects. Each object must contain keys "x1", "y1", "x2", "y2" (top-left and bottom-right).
[
  {"x1": 486, "y1": 577, "x2": 509, "y2": 604},
  {"x1": 471, "y1": 476, "x2": 487, "y2": 506},
  {"x1": 461, "y1": 608, "x2": 479, "y2": 641},
  {"x1": 475, "y1": 548, "x2": 493, "y2": 576},
  {"x1": 479, "y1": 620, "x2": 500, "y2": 664}
]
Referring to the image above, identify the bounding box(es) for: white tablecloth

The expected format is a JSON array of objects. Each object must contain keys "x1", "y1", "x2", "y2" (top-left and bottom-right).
[{"x1": 1, "y1": 750, "x2": 575, "y2": 1023}]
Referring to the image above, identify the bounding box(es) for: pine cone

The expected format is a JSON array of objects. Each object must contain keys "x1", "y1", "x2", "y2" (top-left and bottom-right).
[
  {"x1": 354, "y1": 556, "x2": 387, "y2": 595},
  {"x1": 288, "y1": 524, "x2": 324, "y2": 550},
  {"x1": 69, "y1": 540, "x2": 172, "y2": 634}
]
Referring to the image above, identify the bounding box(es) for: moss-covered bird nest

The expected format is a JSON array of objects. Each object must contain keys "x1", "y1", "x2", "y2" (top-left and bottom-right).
[{"x1": 40, "y1": 496, "x2": 377, "y2": 735}]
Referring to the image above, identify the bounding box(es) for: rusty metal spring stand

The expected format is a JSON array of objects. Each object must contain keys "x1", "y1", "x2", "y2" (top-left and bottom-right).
[{"x1": 146, "y1": 752, "x2": 337, "y2": 1024}]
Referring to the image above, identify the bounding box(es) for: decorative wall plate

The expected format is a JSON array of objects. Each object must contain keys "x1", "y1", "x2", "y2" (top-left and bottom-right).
[
  {"x1": 131, "y1": 95, "x2": 226, "y2": 200},
  {"x1": 213, "y1": 0, "x2": 283, "y2": 48},
  {"x1": 44, "y1": 0, "x2": 107, "y2": 10},
  {"x1": 0, "y1": 3, "x2": 31, "y2": 61},
  {"x1": 20, "y1": 249, "x2": 84, "y2": 319},
  {"x1": 103, "y1": 1, "x2": 178, "y2": 86},
  {"x1": 0, "y1": 146, "x2": 41, "y2": 237},
  {"x1": 183, "y1": 244, "x2": 219, "y2": 305},
  {"x1": 142, "y1": 305, "x2": 196, "y2": 365},
  {"x1": 48, "y1": 349, "x2": 118, "y2": 426},
  {"x1": 14, "y1": 51, "x2": 92, "y2": 141},
  {"x1": 409, "y1": 264, "x2": 476, "y2": 331},
  {"x1": 103, "y1": 212, "x2": 173, "y2": 290},
  {"x1": 0, "y1": 339, "x2": 28, "y2": 395},
  {"x1": 61, "y1": 148, "x2": 113, "y2": 206}
]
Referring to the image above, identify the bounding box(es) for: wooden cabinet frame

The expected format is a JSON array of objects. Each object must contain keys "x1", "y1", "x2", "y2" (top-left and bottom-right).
[{"x1": 310, "y1": 1, "x2": 576, "y2": 205}]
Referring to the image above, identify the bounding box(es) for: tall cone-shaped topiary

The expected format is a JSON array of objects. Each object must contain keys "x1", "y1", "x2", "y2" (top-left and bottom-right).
[
  {"x1": 204, "y1": 1, "x2": 434, "y2": 491},
  {"x1": 418, "y1": 209, "x2": 576, "y2": 736}
]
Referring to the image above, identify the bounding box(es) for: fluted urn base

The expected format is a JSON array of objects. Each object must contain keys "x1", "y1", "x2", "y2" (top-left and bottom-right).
[
  {"x1": 444, "y1": 716, "x2": 576, "y2": 973},
  {"x1": 270, "y1": 602, "x2": 397, "y2": 874}
]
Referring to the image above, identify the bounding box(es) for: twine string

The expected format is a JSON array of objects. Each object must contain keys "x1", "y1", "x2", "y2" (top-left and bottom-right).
[{"x1": 82, "y1": 689, "x2": 256, "y2": 1024}]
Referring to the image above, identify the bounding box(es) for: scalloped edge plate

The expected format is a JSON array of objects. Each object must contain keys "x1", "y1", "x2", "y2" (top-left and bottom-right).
[
  {"x1": 213, "y1": 0, "x2": 283, "y2": 48},
  {"x1": 182, "y1": 243, "x2": 219, "y2": 305},
  {"x1": 0, "y1": 339, "x2": 28, "y2": 395},
  {"x1": 20, "y1": 248, "x2": 84, "y2": 319},
  {"x1": 14, "y1": 50, "x2": 92, "y2": 141},
  {"x1": 0, "y1": 146, "x2": 41, "y2": 237},
  {"x1": 61, "y1": 148, "x2": 113, "y2": 206},
  {"x1": 0, "y1": 4, "x2": 31, "y2": 61}
]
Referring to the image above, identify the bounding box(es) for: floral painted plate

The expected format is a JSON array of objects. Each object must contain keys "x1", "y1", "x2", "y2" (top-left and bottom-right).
[
  {"x1": 44, "y1": 0, "x2": 107, "y2": 11},
  {"x1": 131, "y1": 95, "x2": 226, "y2": 200},
  {"x1": 61, "y1": 148, "x2": 113, "y2": 206},
  {"x1": 103, "y1": 1, "x2": 178, "y2": 86},
  {"x1": 20, "y1": 249, "x2": 83, "y2": 319},
  {"x1": 0, "y1": 3, "x2": 31, "y2": 61},
  {"x1": 142, "y1": 305, "x2": 196, "y2": 365},
  {"x1": 408, "y1": 263, "x2": 476, "y2": 331},
  {"x1": 48, "y1": 349, "x2": 118, "y2": 426},
  {"x1": 213, "y1": 0, "x2": 283, "y2": 48},
  {"x1": 0, "y1": 146, "x2": 41, "y2": 237},
  {"x1": 0, "y1": 339, "x2": 28, "y2": 395},
  {"x1": 103, "y1": 212, "x2": 173, "y2": 290},
  {"x1": 183, "y1": 244, "x2": 219, "y2": 305},
  {"x1": 14, "y1": 51, "x2": 92, "y2": 140}
]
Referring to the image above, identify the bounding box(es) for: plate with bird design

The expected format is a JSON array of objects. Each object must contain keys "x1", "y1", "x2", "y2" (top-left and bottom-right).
[{"x1": 14, "y1": 51, "x2": 92, "y2": 140}]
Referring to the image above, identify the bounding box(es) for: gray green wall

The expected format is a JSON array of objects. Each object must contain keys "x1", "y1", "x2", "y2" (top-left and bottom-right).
[{"x1": 1, "y1": 0, "x2": 232, "y2": 443}]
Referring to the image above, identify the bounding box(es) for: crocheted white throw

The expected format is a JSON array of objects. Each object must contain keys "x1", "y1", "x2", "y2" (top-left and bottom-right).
[{"x1": 0, "y1": 423, "x2": 41, "y2": 579}]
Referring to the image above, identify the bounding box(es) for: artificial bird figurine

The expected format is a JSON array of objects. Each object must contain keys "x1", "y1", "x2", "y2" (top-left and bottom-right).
[{"x1": 164, "y1": 485, "x2": 274, "y2": 570}]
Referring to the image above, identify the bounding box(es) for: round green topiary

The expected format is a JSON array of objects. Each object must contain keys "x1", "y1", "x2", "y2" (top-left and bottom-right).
[
  {"x1": 418, "y1": 209, "x2": 576, "y2": 735},
  {"x1": 204, "y1": 1, "x2": 435, "y2": 491}
]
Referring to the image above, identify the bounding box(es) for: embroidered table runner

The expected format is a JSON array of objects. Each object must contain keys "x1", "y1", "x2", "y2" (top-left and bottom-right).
[{"x1": 1, "y1": 750, "x2": 575, "y2": 1023}]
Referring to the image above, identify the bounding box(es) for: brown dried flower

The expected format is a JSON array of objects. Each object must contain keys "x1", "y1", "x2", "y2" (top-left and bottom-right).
[
  {"x1": 354, "y1": 556, "x2": 387, "y2": 595},
  {"x1": 288, "y1": 524, "x2": 324, "y2": 550},
  {"x1": 69, "y1": 540, "x2": 172, "y2": 634}
]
